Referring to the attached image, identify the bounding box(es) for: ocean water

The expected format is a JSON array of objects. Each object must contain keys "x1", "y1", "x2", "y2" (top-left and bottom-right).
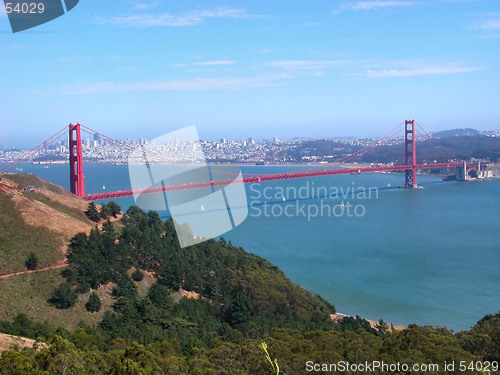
[{"x1": 7, "y1": 162, "x2": 500, "y2": 331}]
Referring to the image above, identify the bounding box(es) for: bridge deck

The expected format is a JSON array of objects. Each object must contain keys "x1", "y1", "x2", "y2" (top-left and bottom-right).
[{"x1": 84, "y1": 162, "x2": 463, "y2": 201}]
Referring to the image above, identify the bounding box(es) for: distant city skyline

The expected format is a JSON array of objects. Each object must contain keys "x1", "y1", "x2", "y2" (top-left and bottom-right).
[
  {"x1": 2, "y1": 126, "x2": 499, "y2": 152},
  {"x1": 1, "y1": 0, "x2": 499, "y2": 148}
]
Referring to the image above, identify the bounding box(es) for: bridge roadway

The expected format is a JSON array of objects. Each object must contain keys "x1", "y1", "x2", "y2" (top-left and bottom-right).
[{"x1": 84, "y1": 162, "x2": 463, "y2": 201}]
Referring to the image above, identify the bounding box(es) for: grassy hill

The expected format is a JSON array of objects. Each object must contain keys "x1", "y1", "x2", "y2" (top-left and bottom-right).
[
  {"x1": 0, "y1": 174, "x2": 93, "y2": 275},
  {"x1": 0, "y1": 174, "x2": 114, "y2": 329},
  {"x1": 0, "y1": 173, "x2": 336, "y2": 338}
]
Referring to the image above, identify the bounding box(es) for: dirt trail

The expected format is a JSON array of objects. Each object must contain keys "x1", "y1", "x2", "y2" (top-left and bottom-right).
[{"x1": 0, "y1": 260, "x2": 67, "y2": 280}]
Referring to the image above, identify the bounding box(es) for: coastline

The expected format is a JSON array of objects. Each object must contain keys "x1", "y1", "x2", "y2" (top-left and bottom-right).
[{"x1": 330, "y1": 313, "x2": 406, "y2": 333}]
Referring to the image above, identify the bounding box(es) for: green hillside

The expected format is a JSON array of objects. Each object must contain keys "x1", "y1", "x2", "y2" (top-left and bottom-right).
[{"x1": 0, "y1": 175, "x2": 499, "y2": 374}]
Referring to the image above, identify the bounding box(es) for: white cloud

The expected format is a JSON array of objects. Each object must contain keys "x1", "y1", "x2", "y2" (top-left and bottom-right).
[
  {"x1": 170, "y1": 60, "x2": 235, "y2": 68},
  {"x1": 132, "y1": 1, "x2": 160, "y2": 11},
  {"x1": 60, "y1": 56, "x2": 95, "y2": 63},
  {"x1": 93, "y1": 8, "x2": 255, "y2": 27},
  {"x1": 356, "y1": 65, "x2": 481, "y2": 77},
  {"x1": 40, "y1": 76, "x2": 283, "y2": 95},
  {"x1": 268, "y1": 60, "x2": 348, "y2": 70},
  {"x1": 471, "y1": 18, "x2": 500, "y2": 31},
  {"x1": 193, "y1": 60, "x2": 235, "y2": 66},
  {"x1": 336, "y1": 1, "x2": 419, "y2": 13}
]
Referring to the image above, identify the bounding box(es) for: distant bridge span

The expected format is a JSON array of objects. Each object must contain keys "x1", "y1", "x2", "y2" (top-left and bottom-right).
[
  {"x1": 0, "y1": 120, "x2": 479, "y2": 201},
  {"x1": 84, "y1": 162, "x2": 464, "y2": 201}
]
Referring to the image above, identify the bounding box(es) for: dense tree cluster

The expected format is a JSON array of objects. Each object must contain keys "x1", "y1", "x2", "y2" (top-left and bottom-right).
[
  {"x1": 2, "y1": 204, "x2": 498, "y2": 373},
  {"x1": 84, "y1": 201, "x2": 121, "y2": 222},
  {"x1": 1, "y1": 317, "x2": 498, "y2": 374},
  {"x1": 55, "y1": 206, "x2": 337, "y2": 350}
]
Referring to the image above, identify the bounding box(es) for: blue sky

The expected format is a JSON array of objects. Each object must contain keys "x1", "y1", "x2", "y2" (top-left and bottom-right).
[{"x1": 1, "y1": 0, "x2": 499, "y2": 147}]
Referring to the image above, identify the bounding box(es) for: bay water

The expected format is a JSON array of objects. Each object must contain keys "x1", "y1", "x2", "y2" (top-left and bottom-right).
[{"x1": 9, "y1": 162, "x2": 500, "y2": 331}]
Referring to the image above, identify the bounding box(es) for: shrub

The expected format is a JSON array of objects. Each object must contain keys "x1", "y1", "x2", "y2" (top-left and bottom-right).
[
  {"x1": 25, "y1": 252, "x2": 38, "y2": 270},
  {"x1": 84, "y1": 202, "x2": 100, "y2": 222},
  {"x1": 131, "y1": 268, "x2": 144, "y2": 282},
  {"x1": 85, "y1": 292, "x2": 102, "y2": 312},
  {"x1": 49, "y1": 282, "x2": 77, "y2": 309}
]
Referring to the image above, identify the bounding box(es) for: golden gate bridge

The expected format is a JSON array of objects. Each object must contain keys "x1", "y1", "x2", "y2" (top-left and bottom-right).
[{"x1": 0, "y1": 121, "x2": 481, "y2": 201}]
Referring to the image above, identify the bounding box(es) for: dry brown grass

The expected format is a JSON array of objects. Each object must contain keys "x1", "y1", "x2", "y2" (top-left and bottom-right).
[
  {"x1": 0, "y1": 333, "x2": 46, "y2": 352},
  {"x1": 10, "y1": 190, "x2": 92, "y2": 246},
  {"x1": 0, "y1": 174, "x2": 95, "y2": 275},
  {"x1": 329, "y1": 313, "x2": 406, "y2": 332}
]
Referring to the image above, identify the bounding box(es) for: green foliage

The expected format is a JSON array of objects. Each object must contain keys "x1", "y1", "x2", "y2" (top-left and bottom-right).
[
  {"x1": 5, "y1": 202, "x2": 496, "y2": 372},
  {"x1": 84, "y1": 202, "x2": 100, "y2": 222},
  {"x1": 63, "y1": 205, "x2": 336, "y2": 348},
  {"x1": 336, "y1": 315, "x2": 377, "y2": 335},
  {"x1": 131, "y1": 268, "x2": 144, "y2": 282},
  {"x1": 99, "y1": 201, "x2": 121, "y2": 220},
  {"x1": 0, "y1": 268, "x2": 106, "y2": 330},
  {"x1": 457, "y1": 311, "x2": 500, "y2": 361},
  {"x1": 49, "y1": 282, "x2": 77, "y2": 309},
  {"x1": 381, "y1": 325, "x2": 479, "y2": 369},
  {"x1": 147, "y1": 283, "x2": 172, "y2": 309},
  {"x1": 25, "y1": 252, "x2": 38, "y2": 270},
  {"x1": 0, "y1": 313, "x2": 53, "y2": 339},
  {"x1": 85, "y1": 292, "x2": 102, "y2": 313},
  {"x1": 107, "y1": 201, "x2": 122, "y2": 218},
  {"x1": 100, "y1": 203, "x2": 111, "y2": 219},
  {"x1": 1, "y1": 312, "x2": 499, "y2": 374},
  {"x1": 66, "y1": 231, "x2": 109, "y2": 291},
  {"x1": 376, "y1": 319, "x2": 389, "y2": 337},
  {"x1": 260, "y1": 342, "x2": 280, "y2": 375}
]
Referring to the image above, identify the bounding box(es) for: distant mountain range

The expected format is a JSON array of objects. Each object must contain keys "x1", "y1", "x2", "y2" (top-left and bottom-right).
[{"x1": 431, "y1": 128, "x2": 481, "y2": 138}]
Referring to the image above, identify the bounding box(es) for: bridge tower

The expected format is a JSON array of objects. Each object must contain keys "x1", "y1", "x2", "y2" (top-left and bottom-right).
[
  {"x1": 69, "y1": 123, "x2": 85, "y2": 197},
  {"x1": 404, "y1": 119, "x2": 417, "y2": 188}
]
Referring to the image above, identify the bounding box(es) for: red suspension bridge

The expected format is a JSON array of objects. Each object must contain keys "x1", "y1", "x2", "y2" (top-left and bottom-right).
[{"x1": 0, "y1": 121, "x2": 482, "y2": 201}]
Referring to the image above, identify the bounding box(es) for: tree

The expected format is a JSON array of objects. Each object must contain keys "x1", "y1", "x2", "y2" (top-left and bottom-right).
[
  {"x1": 49, "y1": 282, "x2": 77, "y2": 309},
  {"x1": 85, "y1": 202, "x2": 100, "y2": 222},
  {"x1": 107, "y1": 201, "x2": 121, "y2": 218},
  {"x1": 131, "y1": 268, "x2": 144, "y2": 282},
  {"x1": 147, "y1": 283, "x2": 173, "y2": 309},
  {"x1": 85, "y1": 292, "x2": 102, "y2": 312},
  {"x1": 376, "y1": 319, "x2": 389, "y2": 336},
  {"x1": 100, "y1": 203, "x2": 111, "y2": 220},
  {"x1": 25, "y1": 252, "x2": 38, "y2": 270}
]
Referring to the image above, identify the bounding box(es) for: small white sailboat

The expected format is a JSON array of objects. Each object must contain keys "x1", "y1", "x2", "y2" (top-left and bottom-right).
[
  {"x1": 387, "y1": 183, "x2": 391, "y2": 187},
  {"x1": 341, "y1": 201, "x2": 345, "y2": 207},
  {"x1": 102, "y1": 185, "x2": 106, "y2": 190},
  {"x1": 281, "y1": 196, "x2": 286, "y2": 202},
  {"x1": 201, "y1": 204, "x2": 206, "y2": 212}
]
